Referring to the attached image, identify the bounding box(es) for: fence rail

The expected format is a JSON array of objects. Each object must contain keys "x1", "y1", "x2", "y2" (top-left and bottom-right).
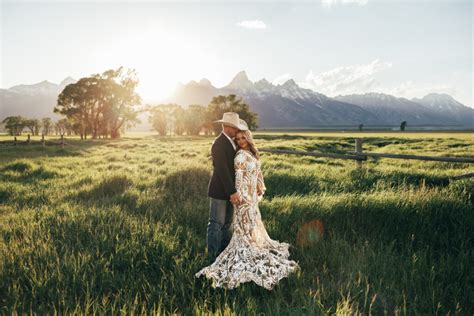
[
  {"x1": 0, "y1": 134, "x2": 67, "y2": 147},
  {"x1": 260, "y1": 138, "x2": 474, "y2": 164},
  {"x1": 260, "y1": 138, "x2": 474, "y2": 180},
  {"x1": 258, "y1": 148, "x2": 367, "y2": 161}
]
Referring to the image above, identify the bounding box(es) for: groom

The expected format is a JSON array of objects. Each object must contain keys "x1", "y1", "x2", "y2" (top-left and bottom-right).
[{"x1": 206, "y1": 112, "x2": 248, "y2": 260}]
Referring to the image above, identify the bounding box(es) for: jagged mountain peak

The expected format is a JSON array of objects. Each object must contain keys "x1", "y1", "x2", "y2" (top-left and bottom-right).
[
  {"x1": 60, "y1": 76, "x2": 76, "y2": 86},
  {"x1": 198, "y1": 78, "x2": 214, "y2": 87},
  {"x1": 9, "y1": 80, "x2": 59, "y2": 96},
  {"x1": 414, "y1": 93, "x2": 469, "y2": 112},
  {"x1": 233, "y1": 70, "x2": 249, "y2": 80},
  {"x1": 254, "y1": 78, "x2": 274, "y2": 89},
  {"x1": 280, "y1": 79, "x2": 298, "y2": 87},
  {"x1": 256, "y1": 78, "x2": 270, "y2": 85},
  {"x1": 418, "y1": 93, "x2": 458, "y2": 103},
  {"x1": 226, "y1": 70, "x2": 253, "y2": 89}
]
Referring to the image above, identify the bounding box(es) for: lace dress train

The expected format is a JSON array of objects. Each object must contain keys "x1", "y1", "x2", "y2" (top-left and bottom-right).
[{"x1": 195, "y1": 149, "x2": 300, "y2": 290}]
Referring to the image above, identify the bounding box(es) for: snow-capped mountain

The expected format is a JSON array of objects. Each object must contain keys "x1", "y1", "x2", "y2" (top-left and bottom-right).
[
  {"x1": 412, "y1": 93, "x2": 474, "y2": 127},
  {"x1": 335, "y1": 92, "x2": 473, "y2": 127},
  {"x1": 1, "y1": 72, "x2": 472, "y2": 129},
  {"x1": 335, "y1": 93, "x2": 450, "y2": 125},
  {"x1": 9, "y1": 80, "x2": 60, "y2": 96},
  {"x1": 166, "y1": 71, "x2": 382, "y2": 127},
  {"x1": 166, "y1": 71, "x2": 473, "y2": 128},
  {"x1": 8, "y1": 77, "x2": 77, "y2": 96},
  {"x1": 1, "y1": 77, "x2": 77, "y2": 120}
]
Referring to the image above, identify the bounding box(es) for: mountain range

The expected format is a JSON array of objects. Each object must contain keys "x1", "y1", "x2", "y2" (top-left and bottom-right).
[
  {"x1": 1, "y1": 72, "x2": 472, "y2": 130},
  {"x1": 0, "y1": 77, "x2": 76, "y2": 121},
  {"x1": 167, "y1": 71, "x2": 473, "y2": 128}
]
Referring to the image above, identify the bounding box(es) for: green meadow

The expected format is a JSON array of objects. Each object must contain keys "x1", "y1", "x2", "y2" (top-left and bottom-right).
[{"x1": 0, "y1": 132, "x2": 473, "y2": 315}]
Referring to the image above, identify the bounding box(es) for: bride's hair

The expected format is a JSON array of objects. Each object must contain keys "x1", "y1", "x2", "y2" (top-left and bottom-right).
[{"x1": 237, "y1": 130, "x2": 260, "y2": 160}]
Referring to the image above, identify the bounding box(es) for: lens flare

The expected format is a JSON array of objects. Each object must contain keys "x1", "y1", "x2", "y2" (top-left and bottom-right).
[{"x1": 296, "y1": 219, "x2": 325, "y2": 247}]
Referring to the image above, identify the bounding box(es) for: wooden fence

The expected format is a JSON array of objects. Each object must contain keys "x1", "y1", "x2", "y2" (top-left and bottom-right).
[
  {"x1": 0, "y1": 134, "x2": 67, "y2": 147},
  {"x1": 2, "y1": 135, "x2": 473, "y2": 178},
  {"x1": 260, "y1": 138, "x2": 474, "y2": 179}
]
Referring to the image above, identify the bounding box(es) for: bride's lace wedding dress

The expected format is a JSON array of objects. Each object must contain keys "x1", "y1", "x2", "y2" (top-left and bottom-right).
[{"x1": 195, "y1": 149, "x2": 300, "y2": 290}]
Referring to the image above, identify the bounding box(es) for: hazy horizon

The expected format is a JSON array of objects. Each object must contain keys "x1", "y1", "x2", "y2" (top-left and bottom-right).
[{"x1": 1, "y1": 0, "x2": 472, "y2": 106}]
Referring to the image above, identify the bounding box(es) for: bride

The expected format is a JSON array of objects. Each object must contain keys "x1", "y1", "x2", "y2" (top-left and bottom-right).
[{"x1": 195, "y1": 126, "x2": 300, "y2": 290}]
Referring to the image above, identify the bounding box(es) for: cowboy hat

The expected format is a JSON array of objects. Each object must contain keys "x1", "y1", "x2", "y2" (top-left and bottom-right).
[
  {"x1": 239, "y1": 119, "x2": 248, "y2": 130},
  {"x1": 213, "y1": 112, "x2": 249, "y2": 131}
]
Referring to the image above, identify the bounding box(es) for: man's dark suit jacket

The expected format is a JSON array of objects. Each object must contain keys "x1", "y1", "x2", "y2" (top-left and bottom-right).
[{"x1": 208, "y1": 132, "x2": 237, "y2": 200}]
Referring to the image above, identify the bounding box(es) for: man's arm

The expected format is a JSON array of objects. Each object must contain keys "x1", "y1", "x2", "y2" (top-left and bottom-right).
[{"x1": 212, "y1": 142, "x2": 237, "y2": 198}]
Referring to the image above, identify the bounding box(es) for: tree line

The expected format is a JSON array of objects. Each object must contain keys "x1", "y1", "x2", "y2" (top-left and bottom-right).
[
  {"x1": 1, "y1": 67, "x2": 258, "y2": 139},
  {"x1": 1, "y1": 116, "x2": 74, "y2": 136},
  {"x1": 147, "y1": 94, "x2": 258, "y2": 136}
]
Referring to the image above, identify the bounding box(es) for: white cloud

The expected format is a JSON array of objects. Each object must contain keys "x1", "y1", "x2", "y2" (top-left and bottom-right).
[
  {"x1": 236, "y1": 20, "x2": 268, "y2": 30},
  {"x1": 272, "y1": 73, "x2": 292, "y2": 85},
  {"x1": 321, "y1": 0, "x2": 369, "y2": 8},
  {"x1": 300, "y1": 59, "x2": 392, "y2": 96}
]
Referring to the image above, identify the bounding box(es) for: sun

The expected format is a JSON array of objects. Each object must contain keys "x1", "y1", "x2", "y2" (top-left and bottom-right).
[{"x1": 114, "y1": 23, "x2": 218, "y2": 103}]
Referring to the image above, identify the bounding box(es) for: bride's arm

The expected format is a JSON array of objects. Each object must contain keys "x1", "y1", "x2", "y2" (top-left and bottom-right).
[
  {"x1": 235, "y1": 151, "x2": 257, "y2": 233},
  {"x1": 235, "y1": 151, "x2": 251, "y2": 205},
  {"x1": 257, "y1": 160, "x2": 266, "y2": 196}
]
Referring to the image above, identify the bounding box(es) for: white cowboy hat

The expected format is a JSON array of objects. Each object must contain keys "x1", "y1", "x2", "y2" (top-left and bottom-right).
[
  {"x1": 239, "y1": 119, "x2": 248, "y2": 130},
  {"x1": 213, "y1": 112, "x2": 249, "y2": 131}
]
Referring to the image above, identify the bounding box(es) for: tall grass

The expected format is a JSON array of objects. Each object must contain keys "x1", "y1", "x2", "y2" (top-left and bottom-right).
[{"x1": 0, "y1": 133, "x2": 473, "y2": 314}]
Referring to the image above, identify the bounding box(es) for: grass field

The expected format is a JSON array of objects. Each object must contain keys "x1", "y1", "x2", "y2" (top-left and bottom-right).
[{"x1": 0, "y1": 132, "x2": 473, "y2": 315}]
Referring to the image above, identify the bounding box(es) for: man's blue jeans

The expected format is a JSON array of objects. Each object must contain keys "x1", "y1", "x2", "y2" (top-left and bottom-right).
[{"x1": 206, "y1": 197, "x2": 234, "y2": 260}]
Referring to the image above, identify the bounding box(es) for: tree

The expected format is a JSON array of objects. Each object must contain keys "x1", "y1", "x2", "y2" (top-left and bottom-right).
[
  {"x1": 33, "y1": 119, "x2": 42, "y2": 136},
  {"x1": 173, "y1": 106, "x2": 186, "y2": 136},
  {"x1": 55, "y1": 118, "x2": 72, "y2": 136},
  {"x1": 2, "y1": 116, "x2": 26, "y2": 136},
  {"x1": 55, "y1": 79, "x2": 90, "y2": 139},
  {"x1": 358, "y1": 124, "x2": 364, "y2": 131},
  {"x1": 148, "y1": 104, "x2": 183, "y2": 136},
  {"x1": 184, "y1": 105, "x2": 207, "y2": 135},
  {"x1": 100, "y1": 67, "x2": 142, "y2": 139},
  {"x1": 148, "y1": 106, "x2": 167, "y2": 136},
  {"x1": 55, "y1": 67, "x2": 141, "y2": 139},
  {"x1": 24, "y1": 119, "x2": 41, "y2": 135},
  {"x1": 42, "y1": 118, "x2": 53, "y2": 136},
  {"x1": 207, "y1": 94, "x2": 258, "y2": 134},
  {"x1": 400, "y1": 121, "x2": 407, "y2": 131}
]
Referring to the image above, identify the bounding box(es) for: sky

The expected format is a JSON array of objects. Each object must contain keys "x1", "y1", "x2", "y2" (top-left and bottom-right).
[{"x1": 1, "y1": 0, "x2": 472, "y2": 106}]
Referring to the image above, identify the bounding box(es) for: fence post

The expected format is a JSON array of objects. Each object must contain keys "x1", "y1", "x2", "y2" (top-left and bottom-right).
[
  {"x1": 355, "y1": 138, "x2": 364, "y2": 168},
  {"x1": 61, "y1": 134, "x2": 64, "y2": 148},
  {"x1": 42, "y1": 134, "x2": 45, "y2": 146},
  {"x1": 27, "y1": 134, "x2": 30, "y2": 144},
  {"x1": 14, "y1": 136, "x2": 17, "y2": 146}
]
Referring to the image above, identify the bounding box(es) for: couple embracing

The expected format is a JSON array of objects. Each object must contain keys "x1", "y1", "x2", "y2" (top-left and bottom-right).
[{"x1": 195, "y1": 112, "x2": 300, "y2": 290}]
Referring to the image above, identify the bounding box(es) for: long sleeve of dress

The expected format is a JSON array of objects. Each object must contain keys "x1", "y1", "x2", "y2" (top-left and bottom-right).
[
  {"x1": 234, "y1": 151, "x2": 247, "y2": 202},
  {"x1": 234, "y1": 151, "x2": 256, "y2": 235},
  {"x1": 256, "y1": 162, "x2": 266, "y2": 198}
]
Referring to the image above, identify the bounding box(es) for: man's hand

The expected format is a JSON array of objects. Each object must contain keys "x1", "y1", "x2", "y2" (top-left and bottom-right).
[{"x1": 230, "y1": 192, "x2": 241, "y2": 204}]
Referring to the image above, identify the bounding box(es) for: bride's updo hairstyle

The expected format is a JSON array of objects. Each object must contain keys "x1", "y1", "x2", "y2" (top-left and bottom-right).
[{"x1": 237, "y1": 129, "x2": 260, "y2": 160}]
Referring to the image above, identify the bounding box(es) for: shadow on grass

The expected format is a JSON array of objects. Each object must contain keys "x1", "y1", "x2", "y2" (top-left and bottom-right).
[
  {"x1": 261, "y1": 186, "x2": 473, "y2": 258},
  {"x1": 71, "y1": 175, "x2": 140, "y2": 214},
  {"x1": 0, "y1": 138, "x2": 122, "y2": 159},
  {"x1": 264, "y1": 167, "x2": 451, "y2": 198},
  {"x1": 254, "y1": 134, "x2": 312, "y2": 141},
  {"x1": 0, "y1": 160, "x2": 60, "y2": 183}
]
